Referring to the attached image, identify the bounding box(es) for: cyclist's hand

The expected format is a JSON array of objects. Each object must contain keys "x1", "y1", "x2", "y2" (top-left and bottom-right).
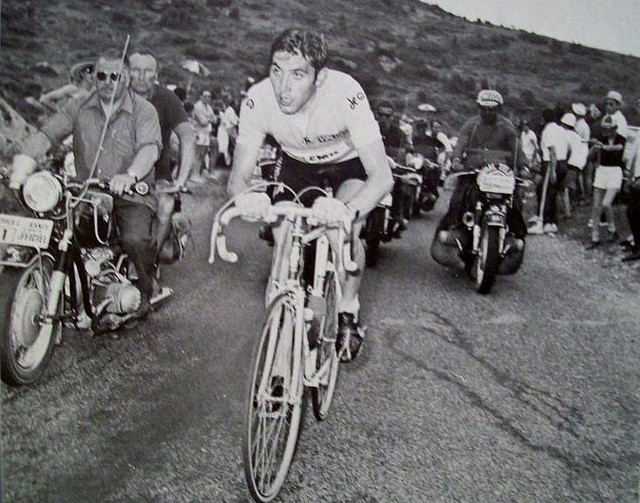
[
  {"x1": 234, "y1": 192, "x2": 271, "y2": 216},
  {"x1": 311, "y1": 197, "x2": 353, "y2": 227}
]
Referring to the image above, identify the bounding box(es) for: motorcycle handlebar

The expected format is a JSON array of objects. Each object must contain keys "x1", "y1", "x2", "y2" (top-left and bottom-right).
[{"x1": 70, "y1": 178, "x2": 149, "y2": 197}]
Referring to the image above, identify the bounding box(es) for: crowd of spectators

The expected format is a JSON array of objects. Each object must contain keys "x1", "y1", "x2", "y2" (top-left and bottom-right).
[{"x1": 519, "y1": 91, "x2": 640, "y2": 262}]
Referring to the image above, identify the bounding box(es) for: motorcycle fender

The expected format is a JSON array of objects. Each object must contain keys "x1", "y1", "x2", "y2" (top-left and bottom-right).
[
  {"x1": 0, "y1": 245, "x2": 45, "y2": 268},
  {"x1": 483, "y1": 211, "x2": 505, "y2": 226}
]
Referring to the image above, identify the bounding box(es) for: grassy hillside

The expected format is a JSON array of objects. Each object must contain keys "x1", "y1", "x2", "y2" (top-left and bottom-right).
[{"x1": 2, "y1": 0, "x2": 640, "y2": 136}]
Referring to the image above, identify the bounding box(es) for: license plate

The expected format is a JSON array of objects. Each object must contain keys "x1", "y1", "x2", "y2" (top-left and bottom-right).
[
  {"x1": 477, "y1": 172, "x2": 515, "y2": 194},
  {"x1": 0, "y1": 214, "x2": 53, "y2": 249}
]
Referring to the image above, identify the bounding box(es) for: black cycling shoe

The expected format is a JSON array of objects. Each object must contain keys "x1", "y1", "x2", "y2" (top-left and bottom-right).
[{"x1": 336, "y1": 312, "x2": 364, "y2": 363}]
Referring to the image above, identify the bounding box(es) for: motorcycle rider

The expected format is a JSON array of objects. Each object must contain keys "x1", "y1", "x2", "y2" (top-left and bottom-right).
[
  {"x1": 9, "y1": 49, "x2": 163, "y2": 319},
  {"x1": 376, "y1": 100, "x2": 412, "y2": 232},
  {"x1": 432, "y1": 89, "x2": 526, "y2": 267},
  {"x1": 129, "y1": 48, "x2": 196, "y2": 259},
  {"x1": 228, "y1": 28, "x2": 393, "y2": 360}
]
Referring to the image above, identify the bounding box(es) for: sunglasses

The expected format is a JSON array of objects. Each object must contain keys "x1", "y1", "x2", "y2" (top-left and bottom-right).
[
  {"x1": 95, "y1": 71, "x2": 121, "y2": 83},
  {"x1": 605, "y1": 100, "x2": 618, "y2": 106}
]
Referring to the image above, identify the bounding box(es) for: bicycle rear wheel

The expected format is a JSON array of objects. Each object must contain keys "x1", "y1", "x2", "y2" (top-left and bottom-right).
[
  {"x1": 311, "y1": 268, "x2": 340, "y2": 420},
  {"x1": 243, "y1": 293, "x2": 303, "y2": 502}
]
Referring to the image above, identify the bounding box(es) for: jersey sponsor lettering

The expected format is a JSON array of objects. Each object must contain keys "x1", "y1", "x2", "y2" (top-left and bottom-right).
[{"x1": 347, "y1": 92, "x2": 365, "y2": 110}]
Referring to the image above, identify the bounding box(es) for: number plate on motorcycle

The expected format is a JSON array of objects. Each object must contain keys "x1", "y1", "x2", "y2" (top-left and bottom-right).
[
  {"x1": 477, "y1": 171, "x2": 515, "y2": 194},
  {"x1": 0, "y1": 214, "x2": 53, "y2": 249}
]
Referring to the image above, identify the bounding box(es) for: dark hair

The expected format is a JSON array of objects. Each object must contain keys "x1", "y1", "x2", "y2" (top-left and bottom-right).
[
  {"x1": 174, "y1": 86, "x2": 187, "y2": 102},
  {"x1": 184, "y1": 101, "x2": 194, "y2": 114},
  {"x1": 269, "y1": 28, "x2": 328, "y2": 75}
]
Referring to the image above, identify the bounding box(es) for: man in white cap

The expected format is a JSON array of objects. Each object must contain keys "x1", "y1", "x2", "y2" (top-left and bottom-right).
[
  {"x1": 561, "y1": 112, "x2": 588, "y2": 217},
  {"x1": 571, "y1": 103, "x2": 591, "y2": 204},
  {"x1": 603, "y1": 91, "x2": 628, "y2": 137}
]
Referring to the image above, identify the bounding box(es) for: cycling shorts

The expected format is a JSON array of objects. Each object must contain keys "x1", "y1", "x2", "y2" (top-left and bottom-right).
[{"x1": 273, "y1": 153, "x2": 367, "y2": 207}]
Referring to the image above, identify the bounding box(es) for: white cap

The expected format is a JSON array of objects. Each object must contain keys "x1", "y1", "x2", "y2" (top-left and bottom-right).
[
  {"x1": 560, "y1": 113, "x2": 577, "y2": 128},
  {"x1": 606, "y1": 90, "x2": 623, "y2": 104},
  {"x1": 571, "y1": 103, "x2": 586, "y2": 116}
]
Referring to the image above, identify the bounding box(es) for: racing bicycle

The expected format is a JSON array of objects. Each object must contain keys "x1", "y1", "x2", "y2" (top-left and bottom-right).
[{"x1": 208, "y1": 182, "x2": 358, "y2": 502}]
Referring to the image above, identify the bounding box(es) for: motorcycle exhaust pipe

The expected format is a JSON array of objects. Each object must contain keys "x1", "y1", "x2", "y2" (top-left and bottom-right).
[{"x1": 462, "y1": 211, "x2": 475, "y2": 228}]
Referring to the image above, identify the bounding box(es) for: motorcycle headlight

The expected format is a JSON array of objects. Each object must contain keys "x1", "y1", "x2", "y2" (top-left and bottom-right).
[{"x1": 22, "y1": 171, "x2": 62, "y2": 213}]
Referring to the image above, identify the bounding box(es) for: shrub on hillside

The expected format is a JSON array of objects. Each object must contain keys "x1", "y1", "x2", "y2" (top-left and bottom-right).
[
  {"x1": 517, "y1": 31, "x2": 547, "y2": 45},
  {"x1": 158, "y1": 0, "x2": 201, "y2": 29},
  {"x1": 445, "y1": 71, "x2": 476, "y2": 94},
  {"x1": 207, "y1": 0, "x2": 233, "y2": 6}
]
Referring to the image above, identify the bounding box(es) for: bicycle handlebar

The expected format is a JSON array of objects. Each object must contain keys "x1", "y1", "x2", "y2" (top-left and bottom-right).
[{"x1": 209, "y1": 203, "x2": 359, "y2": 273}]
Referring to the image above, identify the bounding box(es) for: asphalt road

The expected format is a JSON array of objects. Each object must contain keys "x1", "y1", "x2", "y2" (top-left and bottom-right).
[{"x1": 2, "y1": 175, "x2": 639, "y2": 503}]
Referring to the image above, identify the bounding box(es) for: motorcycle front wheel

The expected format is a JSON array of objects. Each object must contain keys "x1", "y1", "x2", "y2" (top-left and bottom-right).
[
  {"x1": 475, "y1": 226, "x2": 501, "y2": 295},
  {"x1": 0, "y1": 258, "x2": 60, "y2": 386}
]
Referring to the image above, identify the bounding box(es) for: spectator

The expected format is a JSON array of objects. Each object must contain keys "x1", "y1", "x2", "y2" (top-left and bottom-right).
[
  {"x1": 561, "y1": 113, "x2": 588, "y2": 218},
  {"x1": 529, "y1": 108, "x2": 569, "y2": 234},
  {"x1": 586, "y1": 115, "x2": 626, "y2": 249},
  {"x1": 519, "y1": 119, "x2": 540, "y2": 169},
  {"x1": 621, "y1": 97, "x2": 640, "y2": 261},
  {"x1": 572, "y1": 103, "x2": 591, "y2": 204},
  {"x1": 191, "y1": 89, "x2": 217, "y2": 183},
  {"x1": 217, "y1": 92, "x2": 239, "y2": 167},
  {"x1": 37, "y1": 61, "x2": 94, "y2": 114},
  {"x1": 430, "y1": 119, "x2": 453, "y2": 171},
  {"x1": 602, "y1": 91, "x2": 628, "y2": 137}
]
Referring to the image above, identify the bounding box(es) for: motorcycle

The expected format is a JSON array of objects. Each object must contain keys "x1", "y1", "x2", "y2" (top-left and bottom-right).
[
  {"x1": 0, "y1": 158, "x2": 172, "y2": 386},
  {"x1": 405, "y1": 151, "x2": 440, "y2": 215},
  {"x1": 362, "y1": 161, "x2": 422, "y2": 267},
  {"x1": 431, "y1": 156, "x2": 526, "y2": 294}
]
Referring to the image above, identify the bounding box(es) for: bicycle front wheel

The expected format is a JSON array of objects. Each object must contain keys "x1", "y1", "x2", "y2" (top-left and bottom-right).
[
  {"x1": 311, "y1": 269, "x2": 340, "y2": 420},
  {"x1": 243, "y1": 293, "x2": 303, "y2": 502}
]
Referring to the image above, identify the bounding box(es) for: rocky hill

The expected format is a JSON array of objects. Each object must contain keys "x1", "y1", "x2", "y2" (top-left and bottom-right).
[{"x1": 2, "y1": 0, "x2": 639, "y2": 150}]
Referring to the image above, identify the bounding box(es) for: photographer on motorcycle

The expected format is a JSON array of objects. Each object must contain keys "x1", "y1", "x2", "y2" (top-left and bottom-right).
[
  {"x1": 9, "y1": 49, "x2": 163, "y2": 319},
  {"x1": 432, "y1": 89, "x2": 527, "y2": 267}
]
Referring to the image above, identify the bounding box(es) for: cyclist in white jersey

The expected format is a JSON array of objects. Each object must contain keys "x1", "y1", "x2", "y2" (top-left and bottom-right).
[{"x1": 228, "y1": 28, "x2": 393, "y2": 360}]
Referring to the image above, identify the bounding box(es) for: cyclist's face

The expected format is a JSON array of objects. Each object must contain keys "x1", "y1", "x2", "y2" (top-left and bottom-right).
[
  {"x1": 129, "y1": 54, "x2": 158, "y2": 96},
  {"x1": 269, "y1": 51, "x2": 320, "y2": 115}
]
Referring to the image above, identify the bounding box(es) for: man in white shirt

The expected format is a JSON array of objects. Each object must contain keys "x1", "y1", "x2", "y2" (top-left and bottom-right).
[
  {"x1": 529, "y1": 108, "x2": 568, "y2": 234},
  {"x1": 192, "y1": 90, "x2": 217, "y2": 183},
  {"x1": 520, "y1": 119, "x2": 539, "y2": 168}
]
